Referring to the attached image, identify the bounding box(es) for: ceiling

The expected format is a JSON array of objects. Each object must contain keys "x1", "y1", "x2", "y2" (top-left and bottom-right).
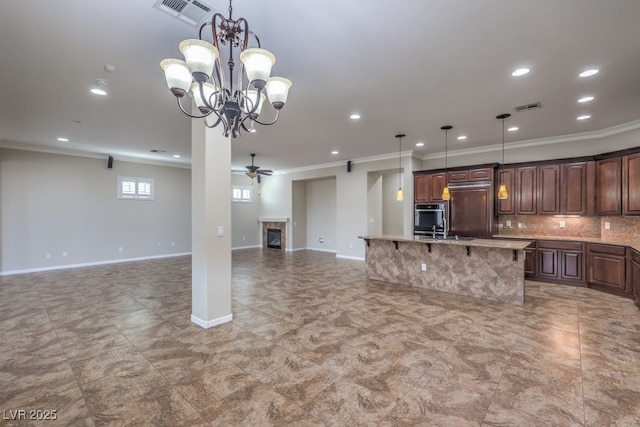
[{"x1": 2, "y1": 0, "x2": 640, "y2": 173}]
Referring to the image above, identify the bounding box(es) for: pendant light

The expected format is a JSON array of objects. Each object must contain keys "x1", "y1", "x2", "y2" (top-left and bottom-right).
[
  {"x1": 496, "y1": 113, "x2": 511, "y2": 200},
  {"x1": 395, "y1": 133, "x2": 405, "y2": 201},
  {"x1": 441, "y1": 125, "x2": 452, "y2": 200}
]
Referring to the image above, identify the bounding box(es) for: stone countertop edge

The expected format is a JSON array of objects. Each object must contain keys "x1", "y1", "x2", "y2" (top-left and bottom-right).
[
  {"x1": 358, "y1": 235, "x2": 531, "y2": 250},
  {"x1": 493, "y1": 234, "x2": 640, "y2": 252}
]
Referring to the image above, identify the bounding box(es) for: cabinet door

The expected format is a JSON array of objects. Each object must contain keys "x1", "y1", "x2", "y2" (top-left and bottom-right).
[
  {"x1": 415, "y1": 175, "x2": 430, "y2": 203},
  {"x1": 588, "y1": 246, "x2": 627, "y2": 292},
  {"x1": 596, "y1": 157, "x2": 622, "y2": 215},
  {"x1": 630, "y1": 250, "x2": 640, "y2": 301},
  {"x1": 623, "y1": 153, "x2": 640, "y2": 215},
  {"x1": 447, "y1": 171, "x2": 468, "y2": 183},
  {"x1": 560, "y1": 250, "x2": 584, "y2": 282},
  {"x1": 538, "y1": 248, "x2": 558, "y2": 279},
  {"x1": 538, "y1": 164, "x2": 560, "y2": 215},
  {"x1": 448, "y1": 187, "x2": 491, "y2": 238},
  {"x1": 561, "y1": 162, "x2": 588, "y2": 215},
  {"x1": 429, "y1": 173, "x2": 446, "y2": 202},
  {"x1": 497, "y1": 168, "x2": 515, "y2": 215},
  {"x1": 524, "y1": 247, "x2": 537, "y2": 277},
  {"x1": 516, "y1": 166, "x2": 537, "y2": 214},
  {"x1": 468, "y1": 168, "x2": 492, "y2": 181}
]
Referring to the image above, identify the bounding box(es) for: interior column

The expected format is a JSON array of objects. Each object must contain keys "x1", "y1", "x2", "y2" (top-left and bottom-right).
[{"x1": 190, "y1": 119, "x2": 232, "y2": 328}]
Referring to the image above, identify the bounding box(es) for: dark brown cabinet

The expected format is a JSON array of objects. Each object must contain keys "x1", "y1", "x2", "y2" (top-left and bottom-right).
[
  {"x1": 587, "y1": 243, "x2": 627, "y2": 294},
  {"x1": 526, "y1": 240, "x2": 585, "y2": 285},
  {"x1": 449, "y1": 187, "x2": 492, "y2": 239},
  {"x1": 630, "y1": 249, "x2": 640, "y2": 303},
  {"x1": 623, "y1": 153, "x2": 640, "y2": 215},
  {"x1": 538, "y1": 164, "x2": 560, "y2": 215},
  {"x1": 497, "y1": 168, "x2": 515, "y2": 215},
  {"x1": 414, "y1": 172, "x2": 446, "y2": 203},
  {"x1": 596, "y1": 157, "x2": 622, "y2": 215},
  {"x1": 516, "y1": 166, "x2": 538, "y2": 215},
  {"x1": 561, "y1": 162, "x2": 592, "y2": 216}
]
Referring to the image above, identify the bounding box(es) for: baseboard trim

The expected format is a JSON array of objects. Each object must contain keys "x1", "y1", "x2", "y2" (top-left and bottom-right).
[
  {"x1": 191, "y1": 313, "x2": 233, "y2": 329},
  {"x1": 232, "y1": 245, "x2": 262, "y2": 251},
  {"x1": 336, "y1": 254, "x2": 365, "y2": 261},
  {"x1": 305, "y1": 248, "x2": 337, "y2": 254},
  {"x1": 0, "y1": 252, "x2": 192, "y2": 276}
]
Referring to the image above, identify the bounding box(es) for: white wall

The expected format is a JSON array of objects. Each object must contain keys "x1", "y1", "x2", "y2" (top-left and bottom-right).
[
  {"x1": 305, "y1": 178, "x2": 337, "y2": 252},
  {"x1": 367, "y1": 173, "x2": 382, "y2": 235},
  {"x1": 382, "y1": 172, "x2": 404, "y2": 235},
  {"x1": 0, "y1": 148, "x2": 191, "y2": 273},
  {"x1": 231, "y1": 174, "x2": 261, "y2": 249},
  {"x1": 291, "y1": 180, "x2": 307, "y2": 250}
]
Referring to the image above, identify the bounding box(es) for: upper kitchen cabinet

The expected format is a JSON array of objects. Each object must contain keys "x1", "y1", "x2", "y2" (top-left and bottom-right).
[
  {"x1": 496, "y1": 168, "x2": 515, "y2": 215},
  {"x1": 623, "y1": 152, "x2": 640, "y2": 215},
  {"x1": 596, "y1": 157, "x2": 622, "y2": 215},
  {"x1": 516, "y1": 166, "x2": 537, "y2": 215},
  {"x1": 538, "y1": 164, "x2": 560, "y2": 215},
  {"x1": 560, "y1": 161, "x2": 594, "y2": 216},
  {"x1": 414, "y1": 172, "x2": 446, "y2": 203}
]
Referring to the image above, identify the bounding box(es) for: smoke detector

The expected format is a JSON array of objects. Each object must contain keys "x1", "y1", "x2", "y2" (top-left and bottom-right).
[
  {"x1": 153, "y1": 0, "x2": 213, "y2": 26},
  {"x1": 514, "y1": 102, "x2": 542, "y2": 112}
]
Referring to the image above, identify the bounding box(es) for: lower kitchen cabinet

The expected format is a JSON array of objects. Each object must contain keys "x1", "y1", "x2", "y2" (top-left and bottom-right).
[
  {"x1": 587, "y1": 243, "x2": 628, "y2": 295},
  {"x1": 524, "y1": 240, "x2": 585, "y2": 286},
  {"x1": 629, "y1": 249, "x2": 640, "y2": 303}
]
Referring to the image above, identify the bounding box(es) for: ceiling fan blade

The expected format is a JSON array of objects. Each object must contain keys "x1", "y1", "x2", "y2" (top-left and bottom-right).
[{"x1": 257, "y1": 170, "x2": 273, "y2": 175}]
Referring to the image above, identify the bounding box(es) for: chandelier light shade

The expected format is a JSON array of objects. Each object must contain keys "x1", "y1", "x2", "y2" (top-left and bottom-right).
[
  {"x1": 496, "y1": 113, "x2": 511, "y2": 200},
  {"x1": 160, "y1": 0, "x2": 292, "y2": 138},
  {"x1": 396, "y1": 133, "x2": 405, "y2": 201},
  {"x1": 441, "y1": 125, "x2": 452, "y2": 201}
]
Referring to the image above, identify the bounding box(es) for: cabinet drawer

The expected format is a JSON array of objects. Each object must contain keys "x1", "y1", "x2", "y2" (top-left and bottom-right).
[
  {"x1": 588, "y1": 243, "x2": 626, "y2": 256},
  {"x1": 538, "y1": 240, "x2": 583, "y2": 251}
]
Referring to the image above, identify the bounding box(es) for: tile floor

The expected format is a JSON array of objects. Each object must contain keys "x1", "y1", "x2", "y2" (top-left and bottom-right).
[{"x1": 1, "y1": 248, "x2": 640, "y2": 426}]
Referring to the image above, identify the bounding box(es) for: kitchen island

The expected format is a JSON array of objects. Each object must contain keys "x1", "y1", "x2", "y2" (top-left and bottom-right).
[{"x1": 360, "y1": 235, "x2": 531, "y2": 306}]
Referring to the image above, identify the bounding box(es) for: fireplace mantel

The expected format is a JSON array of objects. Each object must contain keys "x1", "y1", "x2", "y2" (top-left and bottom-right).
[{"x1": 258, "y1": 217, "x2": 289, "y2": 223}]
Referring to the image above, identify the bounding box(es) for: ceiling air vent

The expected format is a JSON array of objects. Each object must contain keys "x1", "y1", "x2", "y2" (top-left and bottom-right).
[
  {"x1": 514, "y1": 102, "x2": 542, "y2": 113},
  {"x1": 153, "y1": 0, "x2": 213, "y2": 26}
]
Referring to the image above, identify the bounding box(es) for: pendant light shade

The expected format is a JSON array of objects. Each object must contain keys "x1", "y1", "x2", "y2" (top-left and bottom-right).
[
  {"x1": 496, "y1": 114, "x2": 511, "y2": 200},
  {"x1": 441, "y1": 125, "x2": 452, "y2": 200},
  {"x1": 395, "y1": 133, "x2": 405, "y2": 201}
]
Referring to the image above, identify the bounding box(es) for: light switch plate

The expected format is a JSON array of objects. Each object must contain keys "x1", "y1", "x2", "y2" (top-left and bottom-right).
[{"x1": 217, "y1": 226, "x2": 224, "y2": 236}]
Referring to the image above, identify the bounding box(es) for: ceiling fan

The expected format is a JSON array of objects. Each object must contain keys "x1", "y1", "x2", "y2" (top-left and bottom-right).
[{"x1": 244, "y1": 153, "x2": 273, "y2": 180}]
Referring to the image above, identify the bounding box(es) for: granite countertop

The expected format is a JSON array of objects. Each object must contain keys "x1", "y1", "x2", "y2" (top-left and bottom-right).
[
  {"x1": 359, "y1": 235, "x2": 531, "y2": 250},
  {"x1": 493, "y1": 234, "x2": 640, "y2": 252}
]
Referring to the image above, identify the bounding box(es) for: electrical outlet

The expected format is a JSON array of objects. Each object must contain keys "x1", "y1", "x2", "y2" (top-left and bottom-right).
[
  {"x1": 605, "y1": 221, "x2": 611, "y2": 230},
  {"x1": 62, "y1": 251, "x2": 68, "y2": 258},
  {"x1": 118, "y1": 247, "x2": 124, "y2": 252},
  {"x1": 506, "y1": 220, "x2": 512, "y2": 227},
  {"x1": 170, "y1": 241, "x2": 175, "y2": 246},
  {"x1": 421, "y1": 263, "x2": 427, "y2": 272},
  {"x1": 559, "y1": 221, "x2": 566, "y2": 228},
  {"x1": 45, "y1": 253, "x2": 51, "y2": 259}
]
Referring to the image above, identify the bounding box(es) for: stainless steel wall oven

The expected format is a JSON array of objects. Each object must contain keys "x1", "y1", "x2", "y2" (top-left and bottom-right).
[{"x1": 414, "y1": 203, "x2": 447, "y2": 236}]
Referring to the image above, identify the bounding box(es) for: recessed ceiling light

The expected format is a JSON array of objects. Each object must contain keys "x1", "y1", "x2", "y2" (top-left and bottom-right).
[
  {"x1": 507, "y1": 127, "x2": 519, "y2": 132},
  {"x1": 578, "y1": 96, "x2": 594, "y2": 103},
  {"x1": 512, "y1": 68, "x2": 530, "y2": 77},
  {"x1": 104, "y1": 64, "x2": 117, "y2": 73},
  {"x1": 577, "y1": 115, "x2": 591, "y2": 120},
  {"x1": 91, "y1": 88, "x2": 107, "y2": 96},
  {"x1": 331, "y1": 150, "x2": 339, "y2": 155},
  {"x1": 173, "y1": 154, "x2": 181, "y2": 158},
  {"x1": 457, "y1": 136, "x2": 467, "y2": 140},
  {"x1": 349, "y1": 113, "x2": 361, "y2": 120},
  {"x1": 579, "y1": 69, "x2": 599, "y2": 77},
  {"x1": 57, "y1": 137, "x2": 69, "y2": 142},
  {"x1": 415, "y1": 142, "x2": 425, "y2": 147}
]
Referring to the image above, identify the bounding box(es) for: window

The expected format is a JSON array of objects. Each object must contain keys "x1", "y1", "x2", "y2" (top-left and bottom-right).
[
  {"x1": 118, "y1": 176, "x2": 155, "y2": 200},
  {"x1": 232, "y1": 185, "x2": 252, "y2": 203}
]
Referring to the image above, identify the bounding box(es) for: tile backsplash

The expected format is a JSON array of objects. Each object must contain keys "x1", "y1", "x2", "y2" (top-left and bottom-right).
[
  {"x1": 497, "y1": 215, "x2": 602, "y2": 238},
  {"x1": 600, "y1": 216, "x2": 640, "y2": 241}
]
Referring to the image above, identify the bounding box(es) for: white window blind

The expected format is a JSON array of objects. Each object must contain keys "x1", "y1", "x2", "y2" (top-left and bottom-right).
[
  {"x1": 118, "y1": 176, "x2": 155, "y2": 200},
  {"x1": 232, "y1": 185, "x2": 252, "y2": 202}
]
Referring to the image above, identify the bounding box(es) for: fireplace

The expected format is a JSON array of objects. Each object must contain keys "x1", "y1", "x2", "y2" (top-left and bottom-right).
[
  {"x1": 259, "y1": 218, "x2": 287, "y2": 251},
  {"x1": 267, "y1": 228, "x2": 282, "y2": 249}
]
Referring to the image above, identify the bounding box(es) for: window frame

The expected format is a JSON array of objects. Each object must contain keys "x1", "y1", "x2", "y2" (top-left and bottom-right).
[{"x1": 117, "y1": 176, "x2": 155, "y2": 200}]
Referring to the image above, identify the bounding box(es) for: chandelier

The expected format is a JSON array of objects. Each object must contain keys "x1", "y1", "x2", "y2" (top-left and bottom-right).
[{"x1": 160, "y1": 0, "x2": 292, "y2": 138}]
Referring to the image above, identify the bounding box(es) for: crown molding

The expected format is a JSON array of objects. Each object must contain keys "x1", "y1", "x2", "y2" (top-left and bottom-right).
[{"x1": 274, "y1": 150, "x2": 415, "y2": 175}]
